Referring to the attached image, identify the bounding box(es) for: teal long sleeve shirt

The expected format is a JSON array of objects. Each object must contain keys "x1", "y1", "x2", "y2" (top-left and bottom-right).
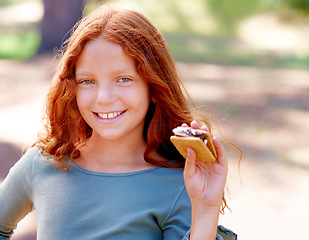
[{"x1": 0, "y1": 147, "x2": 236, "y2": 240}]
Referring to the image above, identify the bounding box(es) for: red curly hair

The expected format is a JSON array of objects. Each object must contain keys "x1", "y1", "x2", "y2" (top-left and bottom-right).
[{"x1": 35, "y1": 5, "x2": 215, "y2": 169}]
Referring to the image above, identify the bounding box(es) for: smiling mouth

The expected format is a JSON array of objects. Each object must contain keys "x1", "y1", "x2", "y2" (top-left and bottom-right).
[{"x1": 95, "y1": 111, "x2": 126, "y2": 120}]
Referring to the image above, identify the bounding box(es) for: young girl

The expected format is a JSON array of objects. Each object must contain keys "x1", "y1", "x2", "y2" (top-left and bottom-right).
[{"x1": 0, "y1": 5, "x2": 237, "y2": 240}]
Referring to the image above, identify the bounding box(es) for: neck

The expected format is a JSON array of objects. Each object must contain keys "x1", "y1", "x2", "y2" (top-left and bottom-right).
[{"x1": 75, "y1": 133, "x2": 153, "y2": 173}]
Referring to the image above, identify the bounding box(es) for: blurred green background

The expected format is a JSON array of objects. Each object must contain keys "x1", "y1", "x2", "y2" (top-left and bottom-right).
[{"x1": 1, "y1": 0, "x2": 309, "y2": 69}]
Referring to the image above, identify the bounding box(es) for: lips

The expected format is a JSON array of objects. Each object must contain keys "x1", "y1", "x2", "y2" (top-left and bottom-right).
[{"x1": 95, "y1": 110, "x2": 125, "y2": 120}]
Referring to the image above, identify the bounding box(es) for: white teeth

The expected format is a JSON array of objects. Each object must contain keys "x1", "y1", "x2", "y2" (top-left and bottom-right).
[{"x1": 97, "y1": 111, "x2": 122, "y2": 119}]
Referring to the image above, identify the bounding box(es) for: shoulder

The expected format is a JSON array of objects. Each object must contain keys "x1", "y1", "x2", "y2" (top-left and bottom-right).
[
  {"x1": 21, "y1": 146, "x2": 42, "y2": 160},
  {"x1": 20, "y1": 146, "x2": 51, "y2": 167},
  {"x1": 130, "y1": 167, "x2": 186, "y2": 195},
  {"x1": 145, "y1": 167, "x2": 189, "y2": 204},
  {"x1": 8, "y1": 146, "x2": 43, "y2": 174},
  {"x1": 0, "y1": 147, "x2": 45, "y2": 197},
  {"x1": 15, "y1": 147, "x2": 61, "y2": 176},
  {"x1": 147, "y1": 167, "x2": 185, "y2": 185}
]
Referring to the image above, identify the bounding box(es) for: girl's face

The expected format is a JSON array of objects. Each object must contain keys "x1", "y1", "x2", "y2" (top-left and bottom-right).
[{"x1": 75, "y1": 39, "x2": 150, "y2": 142}]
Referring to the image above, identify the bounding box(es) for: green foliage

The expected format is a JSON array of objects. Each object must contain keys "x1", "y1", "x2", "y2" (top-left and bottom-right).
[
  {"x1": 205, "y1": 0, "x2": 261, "y2": 35},
  {"x1": 165, "y1": 33, "x2": 309, "y2": 70},
  {"x1": 0, "y1": 0, "x2": 37, "y2": 7},
  {"x1": 0, "y1": 31, "x2": 40, "y2": 59},
  {"x1": 1, "y1": 0, "x2": 308, "y2": 69},
  {"x1": 285, "y1": 0, "x2": 309, "y2": 13},
  {"x1": 109, "y1": 0, "x2": 218, "y2": 35}
]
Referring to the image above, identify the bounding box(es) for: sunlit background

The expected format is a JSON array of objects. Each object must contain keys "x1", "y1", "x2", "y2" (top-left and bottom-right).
[{"x1": 1, "y1": 0, "x2": 309, "y2": 239}]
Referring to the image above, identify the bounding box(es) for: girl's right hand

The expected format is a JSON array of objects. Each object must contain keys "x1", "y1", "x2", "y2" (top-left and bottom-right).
[{"x1": 182, "y1": 121, "x2": 228, "y2": 239}]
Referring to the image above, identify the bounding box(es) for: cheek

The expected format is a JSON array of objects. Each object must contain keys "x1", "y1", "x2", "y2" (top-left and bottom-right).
[
  {"x1": 75, "y1": 91, "x2": 83, "y2": 110},
  {"x1": 75, "y1": 90, "x2": 91, "y2": 114},
  {"x1": 126, "y1": 85, "x2": 150, "y2": 109}
]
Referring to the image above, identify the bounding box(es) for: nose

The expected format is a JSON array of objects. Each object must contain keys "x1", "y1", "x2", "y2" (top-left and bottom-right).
[{"x1": 95, "y1": 83, "x2": 117, "y2": 105}]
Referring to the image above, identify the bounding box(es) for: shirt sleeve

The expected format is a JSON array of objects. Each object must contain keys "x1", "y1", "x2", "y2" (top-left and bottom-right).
[
  {"x1": 181, "y1": 226, "x2": 237, "y2": 240},
  {"x1": 0, "y1": 147, "x2": 37, "y2": 238},
  {"x1": 217, "y1": 225, "x2": 237, "y2": 240},
  {"x1": 161, "y1": 185, "x2": 192, "y2": 240},
  {"x1": 159, "y1": 183, "x2": 237, "y2": 240}
]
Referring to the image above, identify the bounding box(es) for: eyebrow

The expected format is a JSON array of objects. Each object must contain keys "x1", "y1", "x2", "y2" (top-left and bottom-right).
[
  {"x1": 75, "y1": 70, "x2": 93, "y2": 77},
  {"x1": 76, "y1": 67, "x2": 137, "y2": 77}
]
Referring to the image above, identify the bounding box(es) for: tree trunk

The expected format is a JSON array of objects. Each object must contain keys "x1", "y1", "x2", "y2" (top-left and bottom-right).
[{"x1": 38, "y1": 0, "x2": 84, "y2": 53}]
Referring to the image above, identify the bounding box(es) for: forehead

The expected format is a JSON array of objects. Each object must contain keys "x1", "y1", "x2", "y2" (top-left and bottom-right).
[{"x1": 75, "y1": 39, "x2": 136, "y2": 74}]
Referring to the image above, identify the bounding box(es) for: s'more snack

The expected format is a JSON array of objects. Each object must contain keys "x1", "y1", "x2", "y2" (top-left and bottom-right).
[{"x1": 170, "y1": 127, "x2": 217, "y2": 162}]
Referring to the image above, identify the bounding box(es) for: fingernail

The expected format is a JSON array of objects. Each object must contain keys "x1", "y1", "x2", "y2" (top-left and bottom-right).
[{"x1": 187, "y1": 148, "x2": 191, "y2": 157}]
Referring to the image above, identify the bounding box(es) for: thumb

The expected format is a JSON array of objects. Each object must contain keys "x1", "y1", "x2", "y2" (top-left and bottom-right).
[{"x1": 183, "y1": 147, "x2": 196, "y2": 181}]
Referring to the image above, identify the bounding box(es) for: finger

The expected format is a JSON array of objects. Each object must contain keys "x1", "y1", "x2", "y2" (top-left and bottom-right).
[
  {"x1": 191, "y1": 121, "x2": 211, "y2": 133},
  {"x1": 194, "y1": 122, "x2": 214, "y2": 140},
  {"x1": 183, "y1": 147, "x2": 197, "y2": 181},
  {"x1": 181, "y1": 123, "x2": 189, "y2": 127},
  {"x1": 213, "y1": 137, "x2": 227, "y2": 168},
  {"x1": 201, "y1": 124, "x2": 209, "y2": 131},
  {"x1": 201, "y1": 125, "x2": 213, "y2": 137},
  {"x1": 190, "y1": 120, "x2": 200, "y2": 129}
]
